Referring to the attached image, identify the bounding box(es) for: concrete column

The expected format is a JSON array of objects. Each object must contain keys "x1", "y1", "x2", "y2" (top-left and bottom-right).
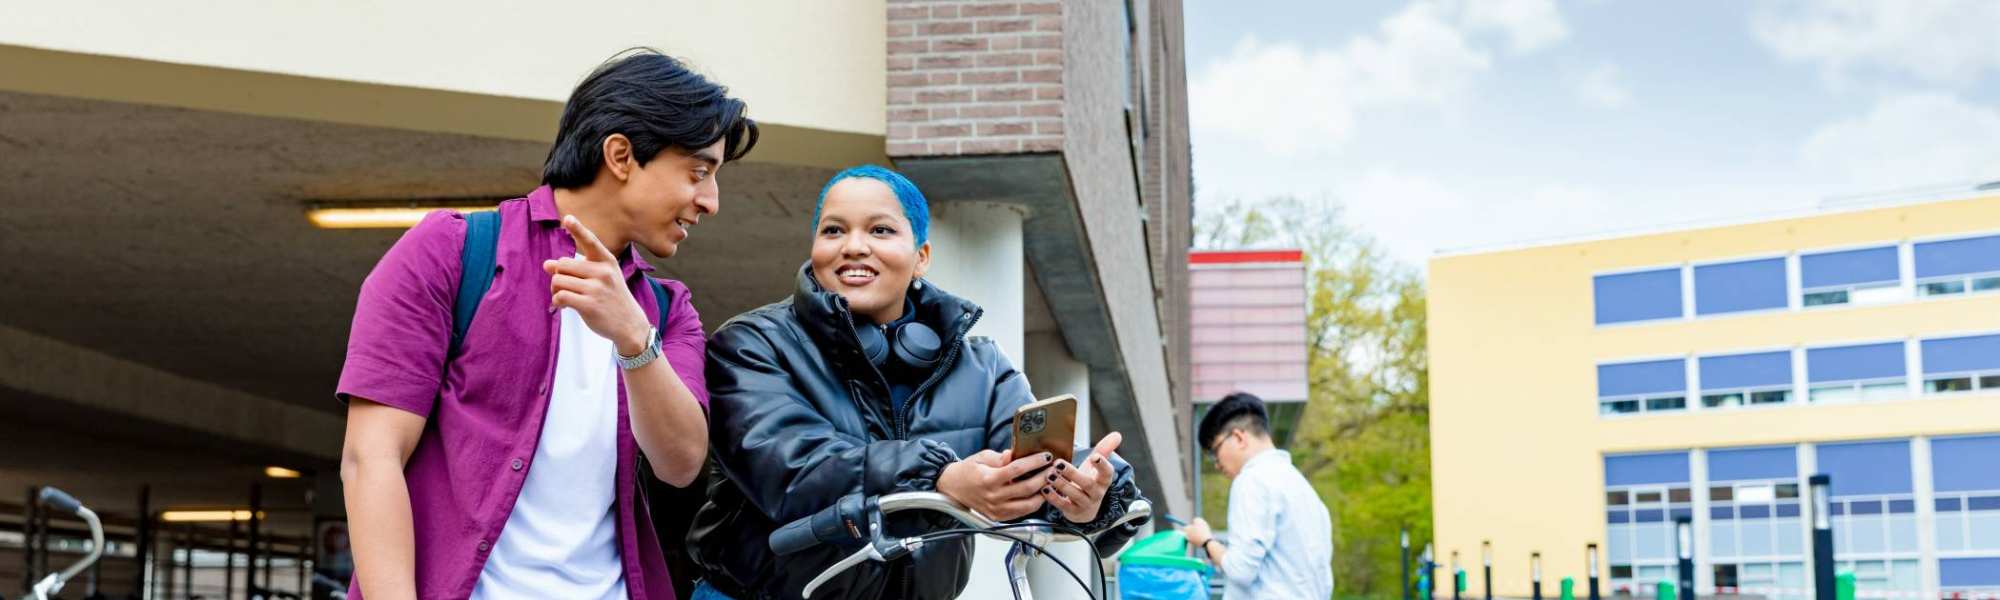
[
  {"x1": 1025, "y1": 331, "x2": 1098, "y2": 597},
  {"x1": 926, "y1": 202, "x2": 1029, "y2": 600},
  {"x1": 923, "y1": 202, "x2": 1027, "y2": 361}
]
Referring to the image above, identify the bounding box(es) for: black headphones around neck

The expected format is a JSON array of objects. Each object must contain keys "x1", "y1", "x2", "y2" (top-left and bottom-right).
[{"x1": 854, "y1": 318, "x2": 943, "y2": 372}]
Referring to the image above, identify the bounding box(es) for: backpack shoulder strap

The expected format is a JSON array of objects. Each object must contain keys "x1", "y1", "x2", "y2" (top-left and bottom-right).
[
  {"x1": 646, "y1": 276, "x2": 672, "y2": 342},
  {"x1": 451, "y1": 210, "x2": 503, "y2": 356}
]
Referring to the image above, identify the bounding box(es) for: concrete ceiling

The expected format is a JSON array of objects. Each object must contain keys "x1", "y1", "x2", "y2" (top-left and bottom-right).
[{"x1": 0, "y1": 90, "x2": 838, "y2": 413}]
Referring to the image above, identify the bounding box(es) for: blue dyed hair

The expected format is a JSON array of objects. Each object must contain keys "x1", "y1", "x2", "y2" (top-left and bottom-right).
[{"x1": 812, "y1": 164, "x2": 930, "y2": 246}]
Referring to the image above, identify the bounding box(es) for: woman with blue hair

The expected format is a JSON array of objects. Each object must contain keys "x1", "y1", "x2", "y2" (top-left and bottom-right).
[{"x1": 684, "y1": 165, "x2": 1147, "y2": 599}]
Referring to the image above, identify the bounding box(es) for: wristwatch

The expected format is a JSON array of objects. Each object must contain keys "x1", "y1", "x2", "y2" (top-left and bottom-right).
[{"x1": 617, "y1": 326, "x2": 661, "y2": 370}]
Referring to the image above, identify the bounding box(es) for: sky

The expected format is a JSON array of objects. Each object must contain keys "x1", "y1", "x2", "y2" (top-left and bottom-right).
[{"x1": 1182, "y1": 0, "x2": 2000, "y2": 267}]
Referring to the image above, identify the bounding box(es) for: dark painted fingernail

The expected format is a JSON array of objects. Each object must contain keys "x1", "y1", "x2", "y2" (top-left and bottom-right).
[
  {"x1": 1042, "y1": 487, "x2": 1051, "y2": 494},
  {"x1": 1043, "y1": 453, "x2": 1053, "y2": 461},
  {"x1": 1055, "y1": 462, "x2": 1066, "y2": 471},
  {"x1": 1047, "y1": 473, "x2": 1056, "y2": 481}
]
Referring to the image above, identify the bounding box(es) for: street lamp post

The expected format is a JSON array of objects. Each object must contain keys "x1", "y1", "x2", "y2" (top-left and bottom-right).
[{"x1": 1810, "y1": 474, "x2": 1835, "y2": 600}]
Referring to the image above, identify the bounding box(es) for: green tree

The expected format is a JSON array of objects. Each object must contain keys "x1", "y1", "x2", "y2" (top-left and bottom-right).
[{"x1": 1195, "y1": 195, "x2": 1431, "y2": 599}]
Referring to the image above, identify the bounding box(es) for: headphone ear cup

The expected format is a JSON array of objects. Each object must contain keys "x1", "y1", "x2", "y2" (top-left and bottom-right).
[
  {"x1": 854, "y1": 323, "x2": 890, "y2": 367},
  {"x1": 891, "y1": 322, "x2": 944, "y2": 370}
]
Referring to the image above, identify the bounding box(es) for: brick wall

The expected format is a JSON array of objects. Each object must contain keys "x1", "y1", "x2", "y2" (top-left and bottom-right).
[{"x1": 886, "y1": 0, "x2": 1066, "y2": 156}]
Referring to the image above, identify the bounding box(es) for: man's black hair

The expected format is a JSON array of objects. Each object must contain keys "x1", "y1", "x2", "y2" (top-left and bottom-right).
[
  {"x1": 542, "y1": 48, "x2": 759, "y2": 188},
  {"x1": 1198, "y1": 391, "x2": 1270, "y2": 449}
]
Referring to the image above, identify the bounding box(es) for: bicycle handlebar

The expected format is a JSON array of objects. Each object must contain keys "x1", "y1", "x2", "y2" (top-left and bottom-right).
[
  {"x1": 30, "y1": 487, "x2": 104, "y2": 600},
  {"x1": 781, "y1": 491, "x2": 1152, "y2": 598}
]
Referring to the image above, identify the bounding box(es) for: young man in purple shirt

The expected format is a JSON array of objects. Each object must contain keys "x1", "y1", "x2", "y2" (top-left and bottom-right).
[{"x1": 335, "y1": 49, "x2": 757, "y2": 600}]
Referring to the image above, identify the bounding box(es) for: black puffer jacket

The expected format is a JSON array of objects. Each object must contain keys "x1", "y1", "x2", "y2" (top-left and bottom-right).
[{"x1": 687, "y1": 265, "x2": 1145, "y2": 600}]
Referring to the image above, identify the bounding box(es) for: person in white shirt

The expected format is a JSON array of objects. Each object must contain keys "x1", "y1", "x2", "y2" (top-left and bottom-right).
[{"x1": 1183, "y1": 392, "x2": 1335, "y2": 600}]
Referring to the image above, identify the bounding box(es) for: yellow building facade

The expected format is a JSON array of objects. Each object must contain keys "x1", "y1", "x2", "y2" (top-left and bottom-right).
[{"x1": 1430, "y1": 193, "x2": 2000, "y2": 599}]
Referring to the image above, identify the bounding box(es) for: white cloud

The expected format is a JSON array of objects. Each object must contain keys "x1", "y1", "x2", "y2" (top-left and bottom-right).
[
  {"x1": 1189, "y1": 0, "x2": 1568, "y2": 155},
  {"x1": 1753, "y1": 0, "x2": 2000, "y2": 87},
  {"x1": 1572, "y1": 61, "x2": 1631, "y2": 109},
  {"x1": 1800, "y1": 92, "x2": 2000, "y2": 192},
  {"x1": 1456, "y1": 0, "x2": 1570, "y2": 54}
]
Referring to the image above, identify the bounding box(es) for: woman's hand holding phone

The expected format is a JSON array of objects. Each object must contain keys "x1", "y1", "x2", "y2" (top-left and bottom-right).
[
  {"x1": 1042, "y1": 432, "x2": 1122, "y2": 523},
  {"x1": 937, "y1": 449, "x2": 1052, "y2": 521}
]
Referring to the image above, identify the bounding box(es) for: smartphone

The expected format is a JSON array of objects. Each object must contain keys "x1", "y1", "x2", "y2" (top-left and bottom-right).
[{"x1": 1011, "y1": 395, "x2": 1077, "y2": 467}]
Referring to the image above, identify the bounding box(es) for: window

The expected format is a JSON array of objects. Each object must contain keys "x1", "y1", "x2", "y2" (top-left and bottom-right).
[
  {"x1": 1817, "y1": 440, "x2": 1921, "y2": 598},
  {"x1": 1921, "y1": 334, "x2": 2000, "y2": 395},
  {"x1": 1800, "y1": 246, "x2": 1902, "y2": 306},
  {"x1": 1694, "y1": 258, "x2": 1788, "y2": 316},
  {"x1": 1699, "y1": 351, "x2": 1794, "y2": 408},
  {"x1": 1598, "y1": 359, "x2": 1688, "y2": 415},
  {"x1": 1595, "y1": 268, "x2": 1683, "y2": 325},
  {"x1": 1805, "y1": 343, "x2": 1907, "y2": 403},
  {"x1": 1932, "y1": 436, "x2": 2000, "y2": 556},
  {"x1": 1915, "y1": 234, "x2": 2000, "y2": 298},
  {"x1": 1605, "y1": 451, "x2": 1691, "y2": 595}
]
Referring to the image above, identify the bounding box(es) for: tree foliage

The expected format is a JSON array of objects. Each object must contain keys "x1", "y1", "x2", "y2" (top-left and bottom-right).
[{"x1": 1195, "y1": 195, "x2": 1431, "y2": 599}]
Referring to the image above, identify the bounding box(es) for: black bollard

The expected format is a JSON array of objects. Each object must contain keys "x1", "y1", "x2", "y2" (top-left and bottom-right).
[
  {"x1": 1587, "y1": 543, "x2": 1601, "y2": 600},
  {"x1": 1425, "y1": 544, "x2": 1438, "y2": 600},
  {"x1": 1675, "y1": 516, "x2": 1695, "y2": 600},
  {"x1": 1403, "y1": 529, "x2": 1413, "y2": 600},
  {"x1": 1810, "y1": 474, "x2": 1835, "y2": 600},
  {"x1": 1483, "y1": 541, "x2": 1494, "y2": 600},
  {"x1": 1532, "y1": 552, "x2": 1543, "y2": 600}
]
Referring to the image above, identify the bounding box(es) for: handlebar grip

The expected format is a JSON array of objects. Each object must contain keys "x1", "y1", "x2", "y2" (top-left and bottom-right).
[
  {"x1": 769, "y1": 516, "x2": 821, "y2": 556},
  {"x1": 769, "y1": 494, "x2": 873, "y2": 555},
  {"x1": 38, "y1": 487, "x2": 83, "y2": 515}
]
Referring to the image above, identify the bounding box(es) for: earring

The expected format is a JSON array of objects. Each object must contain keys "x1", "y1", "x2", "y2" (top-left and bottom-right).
[{"x1": 913, "y1": 279, "x2": 925, "y2": 290}]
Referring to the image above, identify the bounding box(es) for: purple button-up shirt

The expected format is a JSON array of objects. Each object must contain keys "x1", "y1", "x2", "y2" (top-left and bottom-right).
[{"x1": 336, "y1": 186, "x2": 706, "y2": 600}]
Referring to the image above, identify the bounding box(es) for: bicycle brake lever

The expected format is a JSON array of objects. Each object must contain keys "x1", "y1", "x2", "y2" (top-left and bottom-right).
[{"x1": 801, "y1": 536, "x2": 923, "y2": 599}]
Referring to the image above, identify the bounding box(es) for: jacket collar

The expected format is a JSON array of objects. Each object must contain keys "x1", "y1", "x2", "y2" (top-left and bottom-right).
[{"x1": 788, "y1": 262, "x2": 983, "y2": 376}]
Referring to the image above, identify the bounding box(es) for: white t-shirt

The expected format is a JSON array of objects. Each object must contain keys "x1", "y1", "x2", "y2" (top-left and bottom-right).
[{"x1": 472, "y1": 295, "x2": 627, "y2": 600}]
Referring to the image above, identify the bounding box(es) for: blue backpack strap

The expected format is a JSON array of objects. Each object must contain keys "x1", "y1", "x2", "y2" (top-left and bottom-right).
[
  {"x1": 646, "y1": 276, "x2": 672, "y2": 342},
  {"x1": 451, "y1": 210, "x2": 502, "y2": 356}
]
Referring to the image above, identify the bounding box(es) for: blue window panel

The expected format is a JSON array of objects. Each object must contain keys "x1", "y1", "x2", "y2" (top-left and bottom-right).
[
  {"x1": 1777, "y1": 503, "x2": 1801, "y2": 518},
  {"x1": 1830, "y1": 503, "x2": 1845, "y2": 516},
  {"x1": 1598, "y1": 360, "x2": 1687, "y2": 397},
  {"x1": 1806, "y1": 343, "x2": 1907, "y2": 383},
  {"x1": 1851, "y1": 500, "x2": 1883, "y2": 515},
  {"x1": 1595, "y1": 269, "x2": 1684, "y2": 324},
  {"x1": 1817, "y1": 440, "x2": 1914, "y2": 496},
  {"x1": 1711, "y1": 506, "x2": 1734, "y2": 520},
  {"x1": 1694, "y1": 258, "x2": 1788, "y2": 315},
  {"x1": 1740, "y1": 504, "x2": 1771, "y2": 520},
  {"x1": 1938, "y1": 498, "x2": 1963, "y2": 512},
  {"x1": 1671, "y1": 507, "x2": 1692, "y2": 520},
  {"x1": 1700, "y1": 353, "x2": 1794, "y2": 391},
  {"x1": 1608, "y1": 511, "x2": 1630, "y2": 524},
  {"x1": 1802, "y1": 246, "x2": 1900, "y2": 288},
  {"x1": 1888, "y1": 499, "x2": 1915, "y2": 514},
  {"x1": 1606, "y1": 451, "x2": 1691, "y2": 486},
  {"x1": 1972, "y1": 496, "x2": 2000, "y2": 511},
  {"x1": 1915, "y1": 235, "x2": 2000, "y2": 279},
  {"x1": 1941, "y1": 557, "x2": 2000, "y2": 588},
  {"x1": 1922, "y1": 335, "x2": 2000, "y2": 375},
  {"x1": 1709, "y1": 445, "x2": 1797, "y2": 481},
  {"x1": 1634, "y1": 509, "x2": 1664, "y2": 523},
  {"x1": 1933, "y1": 435, "x2": 2000, "y2": 492}
]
